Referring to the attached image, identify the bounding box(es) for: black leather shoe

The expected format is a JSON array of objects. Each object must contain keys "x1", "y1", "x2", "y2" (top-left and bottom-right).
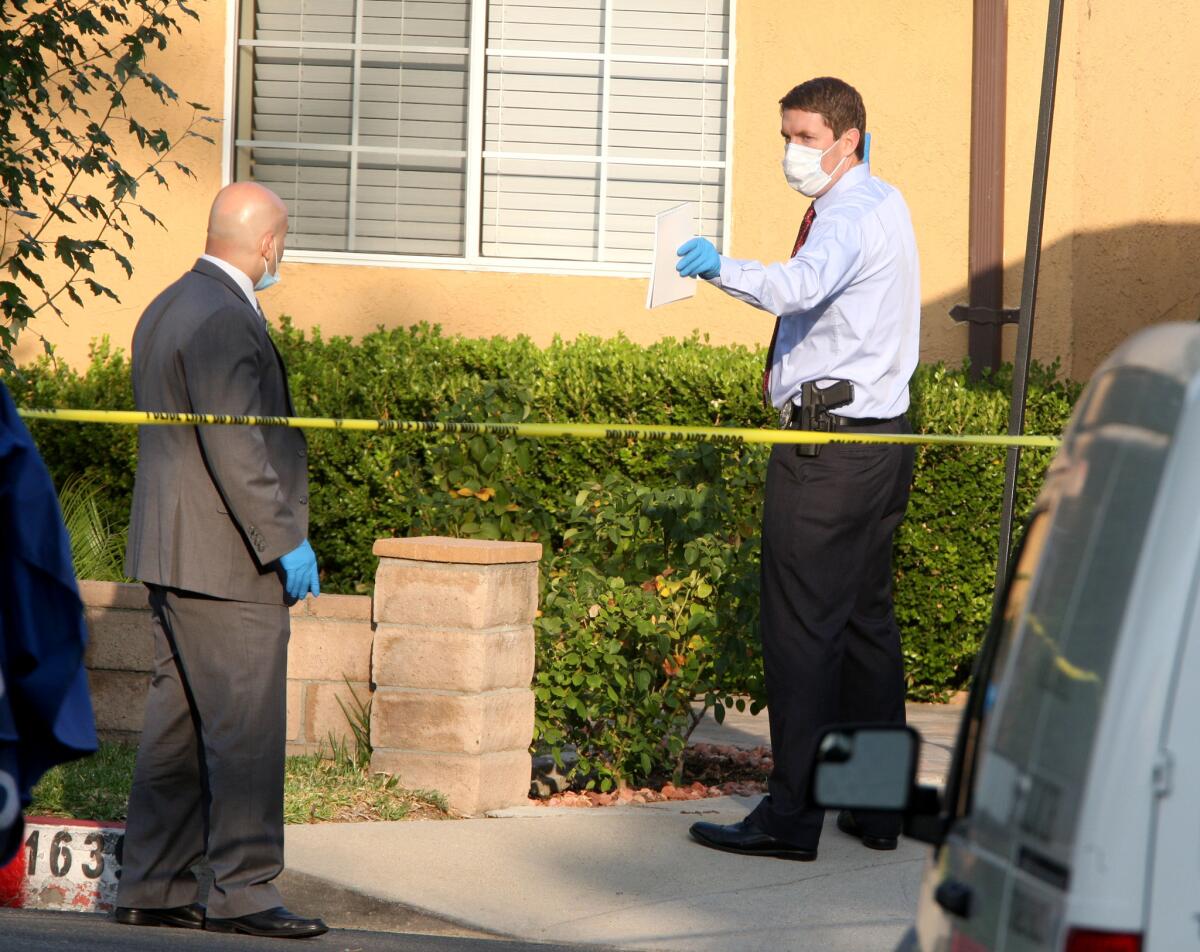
[
  {"x1": 114, "y1": 903, "x2": 206, "y2": 929},
  {"x1": 205, "y1": 906, "x2": 328, "y2": 939},
  {"x1": 689, "y1": 817, "x2": 817, "y2": 861},
  {"x1": 836, "y1": 810, "x2": 899, "y2": 851}
]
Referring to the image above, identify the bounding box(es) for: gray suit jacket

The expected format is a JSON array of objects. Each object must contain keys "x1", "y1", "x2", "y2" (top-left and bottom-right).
[{"x1": 125, "y1": 258, "x2": 309, "y2": 603}]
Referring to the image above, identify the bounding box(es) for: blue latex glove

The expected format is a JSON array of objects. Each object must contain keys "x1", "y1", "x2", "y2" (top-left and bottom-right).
[
  {"x1": 279, "y1": 539, "x2": 320, "y2": 601},
  {"x1": 676, "y1": 237, "x2": 721, "y2": 279}
]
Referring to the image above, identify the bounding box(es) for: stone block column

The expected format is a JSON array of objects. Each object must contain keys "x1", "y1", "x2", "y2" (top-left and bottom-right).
[{"x1": 370, "y1": 536, "x2": 541, "y2": 815}]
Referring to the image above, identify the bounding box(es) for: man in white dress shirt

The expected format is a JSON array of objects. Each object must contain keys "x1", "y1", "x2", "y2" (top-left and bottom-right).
[{"x1": 681, "y1": 77, "x2": 920, "y2": 860}]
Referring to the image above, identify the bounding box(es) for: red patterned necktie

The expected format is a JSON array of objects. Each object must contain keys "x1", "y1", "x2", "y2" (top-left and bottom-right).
[{"x1": 762, "y1": 203, "x2": 817, "y2": 407}]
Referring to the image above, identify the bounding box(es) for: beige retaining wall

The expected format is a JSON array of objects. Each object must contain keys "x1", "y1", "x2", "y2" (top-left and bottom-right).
[
  {"x1": 80, "y1": 580, "x2": 374, "y2": 758},
  {"x1": 77, "y1": 536, "x2": 540, "y2": 815}
]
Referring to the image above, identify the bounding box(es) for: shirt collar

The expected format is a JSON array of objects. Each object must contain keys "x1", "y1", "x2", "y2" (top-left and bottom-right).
[
  {"x1": 814, "y1": 161, "x2": 871, "y2": 213},
  {"x1": 199, "y1": 253, "x2": 259, "y2": 314}
]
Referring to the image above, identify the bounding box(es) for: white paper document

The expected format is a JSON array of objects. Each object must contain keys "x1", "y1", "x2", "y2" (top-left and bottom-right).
[{"x1": 645, "y1": 202, "x2": 697, "y2": 309}]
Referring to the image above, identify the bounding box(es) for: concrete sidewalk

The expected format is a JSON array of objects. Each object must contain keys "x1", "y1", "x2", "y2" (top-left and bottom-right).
[
  {"x1": 285, "y1": 800, "x2": 926, "y2": 952},
  {"x1": 282, "y1": 702, "x2": 962, "y2": 952}
]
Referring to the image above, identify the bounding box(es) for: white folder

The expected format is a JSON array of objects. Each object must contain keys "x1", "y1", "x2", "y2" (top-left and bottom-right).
[{"x1": 645, "y1": 202, "x2": 698, "y2": 310}]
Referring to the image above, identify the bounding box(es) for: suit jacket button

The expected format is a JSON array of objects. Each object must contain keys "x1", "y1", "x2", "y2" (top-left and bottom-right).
[
  {"x1": 299, "y1": 495, "x2": 308, "y2": 504},
  {"x1": 298, "y1": 448, "x2": 307, "y2": 457}
]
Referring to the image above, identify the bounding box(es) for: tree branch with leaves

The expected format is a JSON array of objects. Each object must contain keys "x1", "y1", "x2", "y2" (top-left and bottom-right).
[{"x1": 0, "y1": 0, "x2": 217, "y2": 371}]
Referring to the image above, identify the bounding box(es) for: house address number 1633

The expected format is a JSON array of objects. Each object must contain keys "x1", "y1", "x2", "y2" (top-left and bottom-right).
[{"x1": 24, "y1": 828, "x2": 112, "y2": 879}]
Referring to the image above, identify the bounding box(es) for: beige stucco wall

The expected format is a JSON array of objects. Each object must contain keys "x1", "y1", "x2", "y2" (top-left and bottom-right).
[
  {"x1": 13, "y1": 1, "x2": 1200, "y2": 381},
  {"x1": 1058, "y1": 0, "x2": 1200, "y2": 378}
]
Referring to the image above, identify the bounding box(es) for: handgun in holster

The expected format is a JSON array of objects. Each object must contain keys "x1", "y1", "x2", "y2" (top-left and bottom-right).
[{"x1": 795, "y1": 380, "x2": 855, "y2": 457}]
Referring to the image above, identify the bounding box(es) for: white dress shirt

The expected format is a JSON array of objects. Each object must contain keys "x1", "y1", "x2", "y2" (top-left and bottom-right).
[
  {"x1": 200, "y1": 253, "x2": 260, "y2": 315},
  {"x1": 710, "y1": 163, "x2": 920, "y2": 419}
]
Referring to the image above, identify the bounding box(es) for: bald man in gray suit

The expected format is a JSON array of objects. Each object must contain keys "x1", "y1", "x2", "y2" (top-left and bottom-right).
[{"x1": 114, "y1": 183, "x2": 326, "y2": 939}]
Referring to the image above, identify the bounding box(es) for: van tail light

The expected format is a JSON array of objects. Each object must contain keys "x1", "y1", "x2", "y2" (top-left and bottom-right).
[{"x1": 1064, "y1": 929, "x2": 1142, "y2": 952}]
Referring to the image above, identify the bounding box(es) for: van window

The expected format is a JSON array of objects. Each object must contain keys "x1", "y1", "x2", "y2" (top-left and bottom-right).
[
  {"x1": 948, "y1": 509, "x2": 1050, "y2": 821},
  {"x1": 965, "y1": 365, "x2": 1184, "y2": 873}
]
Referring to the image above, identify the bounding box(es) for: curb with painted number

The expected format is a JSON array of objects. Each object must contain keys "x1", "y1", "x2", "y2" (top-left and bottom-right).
[{"x1": 0, "y1": 818, "x2": 123, "y2": 913}]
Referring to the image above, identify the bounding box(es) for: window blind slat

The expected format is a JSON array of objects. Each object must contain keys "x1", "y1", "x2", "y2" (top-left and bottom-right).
[
  {"x1": 240, "y1": 0, "x2": 730, "y2": 264},
  {"x1": 486, "y1": 106, "x2": 608, "y2": 130},
  {"x1": 483, "y1": 207, "x2": 602, "y2": 231},
  {"x1": 249, "y1": 146, "x2": 351, "y2": 249},
  {"x1": 489, "y1": 6, "x2": 603, "y2": 27},
  {"x1": 606, "y1": 161, "x2": 725, "y2": 249},
  {"x1": 483, "y1": 0, "x2": 729, "y2": 264},
  {"x1": 495, "y1": 0, "x2": 603, "y2": 9},
  {"x1": 256, "y1": 0, "x2": 351, "y2": 14},
  {"x1": 362, "y1": 18, "x2": 469, "y2": 45},
  {"x1": 487, "y1": 128, "x2": 602, "y2": 151},
  {"x1": 242, "y1": 3, "x2": 470, "y2": 256},
  {"x1": 353, "y1": 159, "x2": 466, "y2": 253},
  {"x1": 489, "y1": 24, "x2": 604, "y2": 46},
  {"x1": 355, "y1": 236, "x2": 462, "y2": 253},
  {"x1": 483, "y1": 174, "x2": 598, "y2": 197},
  {"x1": 356, "y1": 203, "x2": 464, "y2": 225},
  {"x1": 616, "y1": 0, "x2": 722, "y2": 13},
  {"x1": 484, "y1": 81, "x2": 602, "y2": 101}
]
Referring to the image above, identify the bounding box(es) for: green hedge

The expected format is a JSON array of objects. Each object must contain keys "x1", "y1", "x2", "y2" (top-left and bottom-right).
[{"x1": 6, "y1": 324, "x2": 1080, "y2": 787}]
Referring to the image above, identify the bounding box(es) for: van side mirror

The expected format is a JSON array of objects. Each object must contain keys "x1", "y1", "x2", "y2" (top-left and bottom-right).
[{"x1": 810, "y1": 725, "x2": 919, "y2": 812}]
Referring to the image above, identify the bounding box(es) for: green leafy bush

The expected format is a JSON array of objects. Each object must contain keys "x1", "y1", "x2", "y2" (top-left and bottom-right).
[
  {"x1": 535, "y1": 446, "x2": 763, "y2": 790},
  {"x1": 898, "y1": 362, "x2": 1081, "y2": 695},
  {"x1": 6, "y1": 324, "x2": 1080, "y2": 786}
]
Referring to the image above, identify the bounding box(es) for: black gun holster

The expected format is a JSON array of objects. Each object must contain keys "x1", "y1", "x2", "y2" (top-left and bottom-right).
[{"x1": 793, "y1": 380, "x2": 855, "y2": 457}]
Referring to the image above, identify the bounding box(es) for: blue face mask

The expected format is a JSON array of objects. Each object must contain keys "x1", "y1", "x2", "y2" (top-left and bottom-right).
[{"x1": 254, "y1": 238, "x2": 281, "y2": 291}]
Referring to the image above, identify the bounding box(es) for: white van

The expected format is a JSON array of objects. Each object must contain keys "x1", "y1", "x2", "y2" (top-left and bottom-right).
[{"x1": 811, "y1": 324, "x2": 1200, "y2": 952}]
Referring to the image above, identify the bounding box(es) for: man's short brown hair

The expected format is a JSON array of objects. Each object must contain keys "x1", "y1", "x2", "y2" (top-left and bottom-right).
[{"x1": 779, "y1": 77, "x2": 867, "y2": 160}]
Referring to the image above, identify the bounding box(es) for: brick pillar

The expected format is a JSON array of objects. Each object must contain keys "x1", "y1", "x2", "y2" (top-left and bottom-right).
[{"x1": 370, "y1": 536, "x2": 541, "y2": 815}]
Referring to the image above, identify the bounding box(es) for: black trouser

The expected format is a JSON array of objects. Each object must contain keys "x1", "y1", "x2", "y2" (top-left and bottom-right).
[{"x1": 749, "y1": 417, "x2": 914, "y2": 847}]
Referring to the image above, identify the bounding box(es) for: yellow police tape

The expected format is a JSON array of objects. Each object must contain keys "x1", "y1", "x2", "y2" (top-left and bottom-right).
[{"x1": 16, "y1": 407, "x2": 1063, "y2": 450}]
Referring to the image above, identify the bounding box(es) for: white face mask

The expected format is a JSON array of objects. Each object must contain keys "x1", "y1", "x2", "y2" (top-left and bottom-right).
[
  {"x1": 255, "y1": 238, "x2": 281, "y2": 291},
  {"x1": 781, "y1": 140, "x2": 848, "y2": 197}
]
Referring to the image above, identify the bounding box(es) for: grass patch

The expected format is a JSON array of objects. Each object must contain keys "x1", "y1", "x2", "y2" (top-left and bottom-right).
[
  {"x1": 283, "y1": 752, "x2": 447, "y2": 823},
  {"x1": 29, "y1": 742, "x2": 449, "y2": 824},
  {"x1": 28, "y1": 743, "x2": 136, "y2": 821}
]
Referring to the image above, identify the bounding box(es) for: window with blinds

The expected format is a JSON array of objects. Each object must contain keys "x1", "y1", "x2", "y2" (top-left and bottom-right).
[{"x1": 234, "y1": 0, "x2": 732, "y2": 268}]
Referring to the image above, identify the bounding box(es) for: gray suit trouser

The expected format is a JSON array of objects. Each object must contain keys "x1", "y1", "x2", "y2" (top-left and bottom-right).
[{"x1": 116, "y1": 586, "x2": 289, "y2": 919}]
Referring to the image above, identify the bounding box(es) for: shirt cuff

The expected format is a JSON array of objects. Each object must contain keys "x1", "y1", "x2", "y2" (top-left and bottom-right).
[{"x1": 707, "y1": 256, "x2": 743, "y2": 290}]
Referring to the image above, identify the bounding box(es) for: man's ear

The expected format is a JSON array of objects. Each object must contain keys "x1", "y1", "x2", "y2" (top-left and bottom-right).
[{"x1": 843, "y1": 128, "x2": 861, "y2": 158}]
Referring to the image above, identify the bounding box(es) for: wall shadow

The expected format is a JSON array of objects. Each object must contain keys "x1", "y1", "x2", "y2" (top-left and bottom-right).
[{"x1": 923, "y1": 221, "x2": 1200, "y2": 381}]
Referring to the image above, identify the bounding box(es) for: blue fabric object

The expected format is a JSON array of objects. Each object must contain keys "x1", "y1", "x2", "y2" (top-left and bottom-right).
[
  {"x1": 0, "y1": 382, "x2": 98, "y2": 864},
  {"x1": 675, "y1": 237, "x2": 722, "y2": 279}
]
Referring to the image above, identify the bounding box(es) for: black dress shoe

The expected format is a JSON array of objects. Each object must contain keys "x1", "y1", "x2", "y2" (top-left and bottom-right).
[
  {"x1": 114, "y1": 903, "x2": 206, "y2": 929},
  {"x1": 205, "y1": 906, "x2": 329, "y2": 939},
  {"x1": 836, "y1": 810, "x2": 899, "y2": 851},
  {"x1": 689, "y1": 817, "x2": 817, "y2": 861}
]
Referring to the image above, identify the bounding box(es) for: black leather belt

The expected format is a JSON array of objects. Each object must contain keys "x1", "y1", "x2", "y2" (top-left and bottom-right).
[{"x1": 784, "y1": 412, "x2": 902, "y2": 431}]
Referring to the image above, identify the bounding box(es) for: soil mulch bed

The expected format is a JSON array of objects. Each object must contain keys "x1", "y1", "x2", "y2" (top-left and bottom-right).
[{"x1": 533, "y1": 743, "x2": 772, "y2": 808}]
